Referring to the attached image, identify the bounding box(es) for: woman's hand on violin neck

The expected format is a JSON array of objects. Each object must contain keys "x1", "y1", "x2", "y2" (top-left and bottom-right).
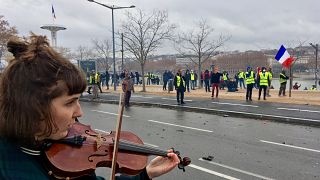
[{"x1": 146, "y1": 151, "x2": 180, "y2": 179}]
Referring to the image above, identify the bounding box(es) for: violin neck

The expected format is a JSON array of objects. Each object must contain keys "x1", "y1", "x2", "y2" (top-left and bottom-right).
[{"x1": 118, "y1": 140, "x2": 168, "y2": 157}]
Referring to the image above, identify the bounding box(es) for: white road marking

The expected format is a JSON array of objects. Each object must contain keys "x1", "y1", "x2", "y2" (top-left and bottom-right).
[
  {"x1": 131, "y1": 95, "x2": 153, "y2": 99},
  {"x1": 199, "y1": 158, "x2": 275, "y2": 180},
  {"x1": 148, "y1": 120, "x2": 213, "y2": 133},
  {"x1": 91, "y1": 110, "x2": 130, "y2": 118},
  {"x1": 179, "y1": 105, "x2": 320, "y2": 123},
  {"x1": 277, "y1": 107, "x2": 320, "y2": 114},
  {"x1": 212, "y1": 102, "x2": 259, "y2": 108},
  {"x1": 189, "y1": 164, "x2": 240, "y2": 180},
  {"x1": 260, "y1": 140, "x2": 320, "y2": 153},
  {"x1": 161, "y1": 97, "x2": 193, "y2": 102}
]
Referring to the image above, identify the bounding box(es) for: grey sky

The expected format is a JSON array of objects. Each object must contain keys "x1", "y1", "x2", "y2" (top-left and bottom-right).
[{"x1": 1, "y1": 0, "x2": 320, "y2": 54}]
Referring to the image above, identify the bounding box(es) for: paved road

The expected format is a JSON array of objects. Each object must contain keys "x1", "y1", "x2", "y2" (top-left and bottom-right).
[
  {"x1": 79, "y1": 102, "x2": 320, "y2": 180},
  {"x1": 81, "y1": 92, "x2": 320, "y2": 126}
]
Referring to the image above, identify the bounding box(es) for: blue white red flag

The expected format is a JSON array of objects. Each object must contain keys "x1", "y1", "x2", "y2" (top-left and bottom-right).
[
  {"x1": 52, "y1": 5, "x2": 56, "y2": 19},
  {"x1": 275, "y1": 45, "x2": 294, "y2": 68}
]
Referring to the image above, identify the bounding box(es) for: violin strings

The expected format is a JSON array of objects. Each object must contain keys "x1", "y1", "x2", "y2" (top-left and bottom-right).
[
  {"x1": 118, "y1": 140, "x2": 168, "y2": 156},
  {"x1": 69, "y1": 139, "x2": 168, "y2": 156}
]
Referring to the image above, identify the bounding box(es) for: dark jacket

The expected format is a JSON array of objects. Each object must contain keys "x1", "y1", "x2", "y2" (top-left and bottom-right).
[{"x1": 210, "y1": 72, "x2": 222, "y2": 84}]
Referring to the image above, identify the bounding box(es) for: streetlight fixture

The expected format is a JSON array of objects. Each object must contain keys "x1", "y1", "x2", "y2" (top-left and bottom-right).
[
  {"x1": 88, "y1": 0, "x2": 135, "y2": 91},
  {"x1": 309, "y1": 43, "x2": 318, "y2": 89}
]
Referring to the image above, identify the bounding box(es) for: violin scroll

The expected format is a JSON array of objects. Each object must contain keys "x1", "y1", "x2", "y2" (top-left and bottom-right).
[{"x1": 171, "y1": 148, "x2": 191, "y2": 172}]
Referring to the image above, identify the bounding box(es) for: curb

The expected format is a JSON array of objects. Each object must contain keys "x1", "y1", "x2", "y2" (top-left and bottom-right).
[{"x1": 80, "y1": 97, "x2": 320, "y2": 127}]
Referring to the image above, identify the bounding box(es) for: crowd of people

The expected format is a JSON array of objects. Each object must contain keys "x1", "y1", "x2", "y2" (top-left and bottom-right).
[
  {"x1": 169, "y1": 65, "x2": 293, "y2": 104},
  {"x1": 86, "y1": 64, "x2": 319, "y2": 106}
]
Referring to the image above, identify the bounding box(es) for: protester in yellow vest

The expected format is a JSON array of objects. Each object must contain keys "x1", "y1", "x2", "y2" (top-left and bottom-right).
[
  {"x1": 238, "y1": 71, "x2": 246, "y2": 89},
  {"x1": 190, "y1": 70, "x2": 196, "y2": 90},
  {"x1": 245, "y1": 66, "x2": 255, "y2": 101},
  {"x1": 174, "y1": 69, "x2": 185, "y2": 105},
  {"x1": 266, "y1": 67, "x2": 273, "y2": 97},
  {"x1": 95, "y1": 72, "x2": 103, "y2": 93},
  {"x1": 257, "y1": 67, "x2": 269, "y2": 100},
  {"x1": 279, "y1": 69, "x2": 289, "y2": 96}
]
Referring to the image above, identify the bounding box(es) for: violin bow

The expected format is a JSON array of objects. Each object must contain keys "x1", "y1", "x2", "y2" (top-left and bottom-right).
[{"x1": 109, "y1": 75, "x2": 128, "y2": 180}]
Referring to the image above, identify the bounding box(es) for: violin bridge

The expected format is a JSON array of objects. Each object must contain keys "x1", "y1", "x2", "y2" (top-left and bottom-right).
[{"x1": 96, "y1": 133, "x2": 102, "y2": 149}]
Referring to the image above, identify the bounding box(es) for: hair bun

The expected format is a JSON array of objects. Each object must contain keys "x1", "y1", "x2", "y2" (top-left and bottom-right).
[{"x1": 7, "y1": 37, "x2": 28, "y2": 58}]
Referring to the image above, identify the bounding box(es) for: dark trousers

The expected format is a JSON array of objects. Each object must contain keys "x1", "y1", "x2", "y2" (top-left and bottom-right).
[
  {"x1": 176, "y1": 88, "x2": 184, "y2": 103},
  {"x1": 258, "y1": 85, "x2": 267, "y2": 99},
  {"x1": 239, "y1": 79, "x2": 246, "y2": 89},
  {"x1": 97, "y1": 83, "x2": 103, "y2": 93},
  {"x1": 106, "y1": 80, "x2": 109, "y2": 89},
  {"x1": 163, "y1": 80, "x2": 167, "y2": 90},
  {"x1": 211, "y1": 83, "x2": 219, "y2": 97},
  {"x1": 246, "y1": 84, "x2": 253, "y2": 100},
  {"x1": 125, "y1": 91, "x2": 132, "y2": 107},
  {"x1": 279, "y1": 83, "x2": 287, "y2": 96},
  {"x1": 204, "y1": 80, "x2": 210, "y2": 92},
  {"x1": 191, "y1": 80, "x2": 196, "y2": 90},
  {"x1": 185, "y1": 81, "x2": 190, "y2": 92}
]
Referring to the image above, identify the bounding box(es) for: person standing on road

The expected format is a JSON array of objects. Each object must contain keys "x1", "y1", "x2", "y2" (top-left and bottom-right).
[
  {"x1": 190, "y1": 70, "x2": 196, "y2": 90},
  {"x1": 174, "y1": 69, "x2": 186, "y2": 105},
  {"x1": 184, "y1": 69, "x2": 191, "y2": 92},
  {"x1": 245, "y1": 66, "x2": 255, "y2": 101},
  {"x1": 122, "y1": 69, "x2": 135, "y2": 108},
  {"x1": 95, "y1": 72, "x2": 103, "y2": 93},
  {"x1": 210, "y1": 66, "x2": 222, "y2": 98},
  {"x1": 266, "y1": 67, "x2": 273, "y2": 97},
  {"x1": 257, "y1": 67, "x2": 269, "y2": 100},
  {"x1": 279, "y1": 69, "x2": 289, "y2": 96},
  {"x1": 105, "y1": 70, "x2": 110, "y2": 90},
  {"x1": 238, "y1": 70, "x2": 246, "y2": 89},
  {"x1": 204, "y1": 69, "x2": 211, "y2": 92},
  {"x1": 87, "y1": 70, "x2": 95, "y2": 94},
  {"x1": 163, "y1": 70, "x2": 168, "y2": 91},
  {"x1": 0, "y1": 34, "x2": 180, "y2": 180}
]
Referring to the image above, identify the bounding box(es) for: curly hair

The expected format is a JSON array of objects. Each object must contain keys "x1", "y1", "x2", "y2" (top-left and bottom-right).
[{"x1": 0, "y1": 34, "x2": 87, "y2": 145}]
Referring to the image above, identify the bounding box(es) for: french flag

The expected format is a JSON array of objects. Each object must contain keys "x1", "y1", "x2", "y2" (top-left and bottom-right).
[
  {"x1": 52, "y1": 5, "x2": 56, "y2": 19},
  {"x1": 275, "y1": 45, "x2": 294, "y2": 68}
]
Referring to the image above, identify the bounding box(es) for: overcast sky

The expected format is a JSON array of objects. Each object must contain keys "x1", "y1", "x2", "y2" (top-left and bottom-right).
[{"x1": 1, "y1": 0, "x2": 320, "y2": 55}]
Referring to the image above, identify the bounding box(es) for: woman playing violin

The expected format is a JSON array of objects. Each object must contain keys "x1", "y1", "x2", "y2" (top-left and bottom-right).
[{"x1": 0, "y1": 34, "x2": 180, "y2": 179}]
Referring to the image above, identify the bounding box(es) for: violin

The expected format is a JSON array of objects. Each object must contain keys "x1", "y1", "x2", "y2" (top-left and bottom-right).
[{"x1": 43, "y1": 122, "x2": 191, "y2": 179}]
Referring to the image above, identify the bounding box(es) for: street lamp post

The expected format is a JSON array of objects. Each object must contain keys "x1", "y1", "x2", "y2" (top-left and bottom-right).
[
  {"x1": 310, "y1": 43, "x2": 318, "y2": 89},
  {"x1": 88, "y1": 0, "x2": 135, "y2": 91}
]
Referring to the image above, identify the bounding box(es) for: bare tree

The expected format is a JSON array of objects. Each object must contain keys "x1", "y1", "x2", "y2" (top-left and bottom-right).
[
  {"x1": 0, "y1": 15, "x2": 18, "y2": 59},
  {"x1": 75, "y1": 45, "x2": 96, "y2": 61},
  {"x1": 92, "y1": 39, "x2": 111, "y2": 71},
  {"x1": 120, "y1": 9, "x2": 175, "y2": 92},
  {"x1": 175, "y1": 19, "x2": 230, "y2": 88},
  {"x1": 56, "y1": 46, "x2": 74, "y2": 60}
]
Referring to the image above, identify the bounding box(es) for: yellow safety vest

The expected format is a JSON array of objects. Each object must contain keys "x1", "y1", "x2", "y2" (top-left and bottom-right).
[
  {"x1": 191, "y1": 73, "x2": 195, "y2": 81},
  {"x1": 89, "y1": 75, "x2": 95, "y2": 84},
  {"x1": 267, "y1": 71, "x2": 273, "y2": 81},
  {"x1": 259, "y1": 72, "x2": 268, "y2": 86},
  {"x1": 279, "y1": 73, "x2": 287, "y2": 84},
  {"x1": 223, "y1": 74, "x2": 228, "y2": 81},
  {"x1": 95, "y1": 73, "x2": 100, "y2": 83},
  {"x1": 176, "y1": 76, "x2": 185, "y2": 87},
  {"x1": 238, "y1": 72, "x2": 244, "y2": 79},
  {"x1": 245, "y1": 71, "x2": 255, "y2": 84}
]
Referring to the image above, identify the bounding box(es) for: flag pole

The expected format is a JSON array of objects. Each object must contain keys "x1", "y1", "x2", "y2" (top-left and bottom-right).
[{"x1": 289, "y1": 64, "x2": 292, "y2": 97}]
